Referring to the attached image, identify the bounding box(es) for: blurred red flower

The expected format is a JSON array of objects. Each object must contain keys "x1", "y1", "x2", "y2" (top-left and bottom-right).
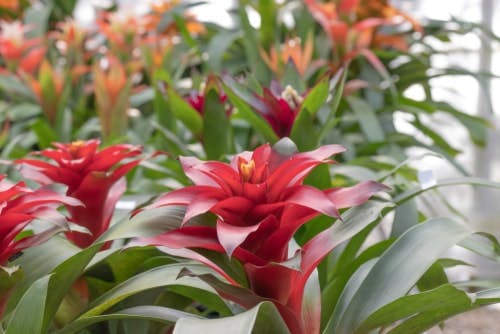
[{"x1": 17, "y1": 139, "x2": 143, "y2": 248}]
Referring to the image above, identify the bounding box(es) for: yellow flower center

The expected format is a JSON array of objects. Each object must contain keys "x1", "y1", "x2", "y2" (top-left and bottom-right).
[
  {"x1": 69, "y1": 140, "x2": 85, "y2": 156},
  {"x1": 239, "y1": 158, "x2": 255, "y2": 182}
]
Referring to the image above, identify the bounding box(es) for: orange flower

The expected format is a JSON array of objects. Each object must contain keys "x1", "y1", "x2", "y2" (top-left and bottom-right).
[
  {"x1": 50, "y1": 19, "x2": 88, "y2": 63},
  {"x1": 0, "y1": 0, "x2": 18, "y2": 11},
  {"x1": 96, "y1": 10, "x2": 145, "y2": 58},
  {"x1": 0, "y1": 21, "x2": 45, "y2": 73},
  {"x1": 23, "y1": 60, "x2": 65, "y2": 124},
  {"x1": 305, "y1": 0, "x2": 420, "y2": 72},
  {"x1": 261, "y1": 36, "x2": 314, "y2": 77},
  {"x1": 93, "y1": 55, "x2": 133, "y2": 140},
  {"x1": 146, "y1": 0, "x2": 205, "y2": 37},
  {"x1": 140, "y1": 34, "x2": 173, "y2": 75}
]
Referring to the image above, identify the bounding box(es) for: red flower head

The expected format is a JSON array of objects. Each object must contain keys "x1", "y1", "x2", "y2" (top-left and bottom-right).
[
  {"x1": 254, "y1": 83, "x2": 305, "y2": 138},
  {"x1": 16, "y1": 139, "x2": 143, "y2": 248},
  {"x1": 136, "y1": 139, "x2": 387, "y2": 333},
  {"x1": 186, "y1": 80, "x2": 231, "y2": 117},
  {"x1": 0, "y1": 174, "x2": 81, "y2": 265}
]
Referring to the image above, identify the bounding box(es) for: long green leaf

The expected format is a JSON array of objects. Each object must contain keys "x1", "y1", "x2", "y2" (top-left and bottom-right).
[
  {"x1": 346, "y1": 96, "x2": 385, "y2": 142},
  {"x1": 80, "y1": 264, "x2": 218, "y2": 318},
  {"x1": 173, "y1": 301, "x2": 290, "y2": 334},
  {"x1": 355, "y1": 284, "x2": 472, "y2": 334},
  {"x1": 333, "y1": 218, "x2": 471, "y2": 333},
  {"x1": 166, "y1": 87, "x2": 203, "y2": 136},
  {"x1": 5, "y1": 275, "x2": 50, "y2": 334},
  {"x1": 203, "y1": 89, "x2": 232, "y2": 159},
  {"x1": 53, "y1": 306, "x2": 201, "y2": 334}
]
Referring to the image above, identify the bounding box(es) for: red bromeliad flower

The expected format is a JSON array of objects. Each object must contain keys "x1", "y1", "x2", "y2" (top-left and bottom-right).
[
  {"x1": 186, "y1": 80, "x2": 231, "y2": 117},
  {"x1": 0, "y1": 174, "x2": 81, "y2": 264},
  {"x1": 136, "y1": 139, "x2": 387, "y2": 334},
  {"x1": 254, "y1": 83, "x2": 305, "y2": 138},
  {"x1": 16, "y1": 139, "x2": 143, "y2": 248}
]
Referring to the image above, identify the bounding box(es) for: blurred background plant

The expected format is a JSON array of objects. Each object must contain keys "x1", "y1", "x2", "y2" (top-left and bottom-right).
[{"x1": 1, "y1": 0, "x2": 500, "y2": 333}]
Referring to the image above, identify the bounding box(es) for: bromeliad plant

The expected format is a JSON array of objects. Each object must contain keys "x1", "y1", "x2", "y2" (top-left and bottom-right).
[
  {"x1": 0, "y1": 173, "x2": 80, "y2": 316},
  {"x1": 133, "y1": 139, "x2": 387, "y2": 334},
  {"x1": 16, "y1": 139, "x2": 143, "y2": 248}
]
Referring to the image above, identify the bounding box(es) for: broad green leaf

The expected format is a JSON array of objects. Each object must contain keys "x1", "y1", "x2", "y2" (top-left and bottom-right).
[
  {"x1": 324, "y1": 260, "x2": 377, "y2": 334},
  {"x1": 0, "y1": 75, "x2": 35, "y2": 100},
  {"x1": 6, "y1": 275, "x2": 50, "y2": 334},
  {"x1": 207, "y1": 32, "x2": 242, "y2": 72},
  {"x1": 41, "y1": 245, "x2": 101, "y2": 332},
  {"x1": 237, "y1": 5, "x2": 259, "y2": 70},
  {"x1": 98, "y1": 206, "x2": 185, "y2": 243},
  {"x1": 80, "y1": 264, "x2": 217, "y2": 317},
  {"x1": 290, "y1": 107, "x2": 318, "y2": 151},
  {"x1": 334, "y1": 218, "x2": 471, "y2": 333},
  {"x1": 318, "y1": 69, "x2": 347, "y2": 142},
  {"x1": 346, "y1": 96, "x2": 385, "y2": 142},
  {"x1": 281, "y1": 61, "x2": 306, "y2": 92},
  {"x1": 459, "y1": 232, "x2": 500, "y2": 261},
  {"x1": 300, "y1": 75, "x2": 330, "y2": 117},
  {"x1": 391, "y1": 199, "x2": 418, "y2": 237},
  {"x1": 222, "y1": 79, "x2": 278, "y2": 143},
  {"x1": 166, "y1": 87, "x2": 203, "y2": 136},
  {"x1": 7, "y1": 237, "x2": 80, "y2": 313},
  {"x1": 30, "y1": 118, "x2": 58, "y2": 148},
  {"x1": 203, "y1": 89, "x2": 232, "y2": 159},
  {"x1": 257, "y1": 0, "x2": 277, "y2": 49},
  {"x1": 53, "y1": 306, "x2": 200, "y2": 334},
  {"x1": 173, "y1": 301, "x2": 290, "y2": 334},
  {"x1": 23, "y1": 4, "x2": 51, "y2": 38},
  {"x1": 355, "y1": 284, "x2": 472, "y2": 334}
]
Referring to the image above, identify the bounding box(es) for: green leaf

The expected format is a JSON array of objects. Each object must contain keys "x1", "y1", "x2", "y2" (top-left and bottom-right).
[
  {"x1": 221, "y1": 78, "x2": 279, "y2": 143},
  {"x1": 98, "y1": 206, "x2": 185, "y2": 243},
  {"x1": 355, "y1": 284, "x2": 472, "y2": 334},
  {"x1": 318, "y1": 69, "x2": 347, "y2": 142},
  {"x1": 203, "y1": 89, "x2": 232, "y2": 159},
  {"x1": 6, "y1": 275, "x2": 50, "y2": 334},
  {"x1": 7, "y1": 237, "x2": 80, "y2": 313},
  {"x1": 166, "y1": 86, "x2": 203, "y2": 136},
  {"x1": 300, "y1": 76, "x2": 330, "y2": 117},
  {"x1": 173, "y1": 301, "x2": 290, "y2": 334},
  {"x1": 80, "y1": 264, "x2": 218, "y2": 318},
  {"x1": 290, "y1": 107, "x2": 318, "y2": 151},
  {"x1": 237, "y1": 6, "x2": 259, "y2": 70},
  {"x1": 30, "y1": 118, "x2": 58, "y2": 148},
  {"x1": 207, "y1": 32, "x2": 242, "y2": 72},
  {"x1": 257, "y1": 0, "x2": 277, "y2": 49},
  {"x1": 333, "y1": 218, "x2": 471, "y2": 333},
  {"x1": 23, "y1": 3, "x2": 51, "y2": 38},
  {"x1": 393, "y1": 177, "x2": 500, "y2": 206},
  {"x1": 391, "y1": 199, "x2": 418, "y2": 237},
  {"x1": 53, "y1": 306, "x2": 200, "y2": 334},
  {"x1": 346, "y1": 96, "x2": 385, "y2": 142}
]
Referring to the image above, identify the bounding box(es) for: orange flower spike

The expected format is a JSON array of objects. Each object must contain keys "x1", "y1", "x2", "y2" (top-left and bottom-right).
[
  {"x1": 0, "y1": 0, "x2": 19, "y2": 11},
  {"x1": 52, "y1": 19, "x2": 87, "y2": 55},
  {"x1": 147, "y1": 0, "x2": 205, "y2": 37},
  {"x1": 26, "y1": 60, "x2": 65, "y2": 124},
  {"x1": 0, "y1": 21, "x2": 45, "y2": 73},
  {"x1": 93, "y1": 56, "x2": 133, "y2": 139},
  {"x1": 261, "y1": 36, "x2": 314, "y2": 77}
]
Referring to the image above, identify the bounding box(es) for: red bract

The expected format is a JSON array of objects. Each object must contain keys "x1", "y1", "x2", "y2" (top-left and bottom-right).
[
  {"x1": 0, "y1": 174, "x2": 81, "y2": 265},
  {"x1": 136, "y1": 140, "x2": 387, "y2": 334},
  {"x1": 254, "y1": 83, "x2": 305, "y2": 138},
  {"x1": 16, "y1": 139, "x2": 143, "y2": 248}
]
